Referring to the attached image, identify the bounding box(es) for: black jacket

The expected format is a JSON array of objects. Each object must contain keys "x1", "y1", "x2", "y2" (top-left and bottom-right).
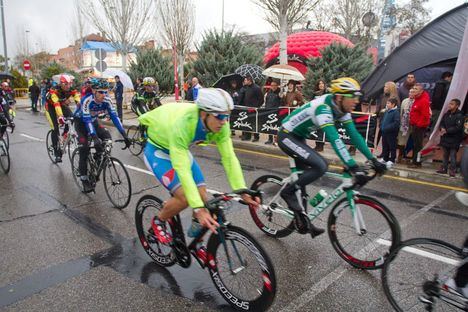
[
  {"x1": 238, "y1": 83, "x2": 263, "y2": 107},
  {"x1": 264, "y1": 89, "x2": 281, "y2": 108},
  {"x1": 29, "y1": 84, "x2": 40, "y2": 99},
  {"x1": 431, "y1": 79, "x2": 450, "y2": 111},
  {"x1": 440, "y1": 109, "x2": 464, "y2": 149}
]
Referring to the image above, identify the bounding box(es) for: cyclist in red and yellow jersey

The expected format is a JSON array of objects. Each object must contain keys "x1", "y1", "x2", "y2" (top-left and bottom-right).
[{"x1": 45, "y1": 74, "x2": 80, "y2": 163}]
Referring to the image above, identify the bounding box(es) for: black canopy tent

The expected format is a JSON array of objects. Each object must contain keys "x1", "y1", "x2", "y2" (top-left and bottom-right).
[{"x1": 362, "y1": 3, "x2": 468, "y2": 100}]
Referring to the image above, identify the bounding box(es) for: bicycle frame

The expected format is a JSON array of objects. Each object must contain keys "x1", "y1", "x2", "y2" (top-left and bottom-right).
[
  {"x1": 263, "y1": 157, "x2": 368, "y2": 235},
  {"x1": 87, "y1": 141, "x2": 113, "y2": 183}
]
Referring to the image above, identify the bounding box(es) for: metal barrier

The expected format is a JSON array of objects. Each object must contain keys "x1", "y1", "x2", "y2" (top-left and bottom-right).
[{"x1": 13, "y1": 88, "x2": 29, "y2": 99}]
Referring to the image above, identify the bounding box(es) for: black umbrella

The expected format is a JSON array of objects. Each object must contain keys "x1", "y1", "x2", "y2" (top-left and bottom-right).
[
  {"x1": 0, "y1": 72, "x2": 14, "y2": 81},
  {"x1": 235, "y1": 64, "x2": 264, "y2": 82},
  {"x1": 212, "y1": 73, "x2": 243, "y2": 91}
]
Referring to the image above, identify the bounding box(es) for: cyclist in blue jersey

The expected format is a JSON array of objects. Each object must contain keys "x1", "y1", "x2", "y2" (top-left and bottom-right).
[
  {"x1": 278, "y1": 77, "x2": 387, "y2": 236},
  {"x1": 74, "y1": 78, "x2": 131, "y2": 193}
]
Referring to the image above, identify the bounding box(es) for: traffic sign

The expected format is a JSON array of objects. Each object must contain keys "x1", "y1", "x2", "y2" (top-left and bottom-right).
[
  {"x1": 95, "y1": 60, "x2": 107, "y2": 72},
  {"x1": 23, "y1": 60, "x2": 31, "y2": 71},
  {"x1": 95, "y1": 48, "x2": 107, "y2": 60}
]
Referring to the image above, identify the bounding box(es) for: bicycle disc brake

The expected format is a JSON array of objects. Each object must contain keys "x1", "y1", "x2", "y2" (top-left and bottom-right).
[
  {"x1": 294, "y1": 212, "x2": 311, "y2": 234},
  {"x1": 172, "y1": 237, "x2": 191, "y2": 268}
]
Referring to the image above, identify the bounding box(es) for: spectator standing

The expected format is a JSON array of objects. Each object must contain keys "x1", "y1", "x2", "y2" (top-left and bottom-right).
[
  {"x1": 113, "y1": 75, "x2": 124, "y2": 120},
  {"x1": 40, "y1": 80, "x2": 47, "y2": 111},
  {"x1": 28, "y1": 80, "x2": 40, "y2": 112},
  {"x1": 312, "y1": 79, "x2": 327, "y2": 151},
  {"x1": 398, "y1": 72, "x2": 416, "y2": 101},
  {"x1": 376, "y1": 81, "x2": 400, "y2": 151},
  {"x1": 380, "y1": 98, "x2": 400, "y2": 166},
  {"x1": 408, "y1": 83, "x2": 431, "y2": 168},
  {"x1": 134, "y1": 77, "x2": 143, "y2": 92},
  {"x1": 227, "y1": 79, "x2": 240, "y2": 106},
  {"x1": 436, "y1": 99, "x2": 464, "y2": 177},
  {"x1": 264, "y1": 79, "x2": 282, "y2": 145},
  {"x1": 431, "y1": 71, "x2": 453, "y2": 126},
  {"x1": 238, "y1": 76, "x2": 264, "y2": 142},
  {"x1": 282, "y1": 80, "x2": 304, "y2": 107},
  {"x1": 397, "y1": 87, "x2": 416, "y2": 162},
  {"x1": 186, "y1": 77, "x2": 202, "y2": 101}
]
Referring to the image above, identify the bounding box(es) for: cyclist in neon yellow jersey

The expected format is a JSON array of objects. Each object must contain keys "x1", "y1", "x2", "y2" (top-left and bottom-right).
[
  {"x1": 138, "y1": 88, "x2": 259, "y2": 244},
  {"x1": 278, "y1": 77, "x2": 387, "y2": 236}
]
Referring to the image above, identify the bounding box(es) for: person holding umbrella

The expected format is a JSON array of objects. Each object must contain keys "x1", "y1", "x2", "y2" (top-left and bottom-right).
[{"x1": 238, "y1": 76, "x2": 264, "y2": 142}]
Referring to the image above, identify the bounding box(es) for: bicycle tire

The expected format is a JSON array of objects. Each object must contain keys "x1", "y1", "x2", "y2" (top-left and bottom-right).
[
  {"x1": 71, "y1": 148, "x2": 85, "y2": 192},
  {"x1": 135, "y1": 195, "x2": 176, "y2": 267},
  {"x1": 328, "y1": 194, "x2": 401, "y2": 270},
  {"x1": 127, "y1": 125, "x2": 144, "y2": 156},
  {"x1": 103, "y1": 156, "x2": 132, "y2": 209},
  {"x1": 67, "y1": 135, "x2": 78, "y2": 164},
  {"x1": 3, "y1": 130, "x2": 8, "y2": 151},
  {"x1": 45, "y1": 130, "x2": 57, "y2": 164},
  {"x1": 250, "y1": 175, "x2": 295, "y2": 238},
  {"x1": 382, "y1": 238, "x2": 465, "y2": 312},
  {"x1": 206, "y1": 225, "x2": 277, "y2": 311},
  {"x1": 0, "y1": 138, "x2": 10, "y2": 174}
]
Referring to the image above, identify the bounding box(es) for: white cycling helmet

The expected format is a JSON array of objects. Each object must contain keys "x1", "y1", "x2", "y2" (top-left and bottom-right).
[
  {"x1": 196, "y1": 88, "x2": 234, "y2": 112},
  {"x1": 142, "y1": 77, "x2": 156, "y2": 86}
]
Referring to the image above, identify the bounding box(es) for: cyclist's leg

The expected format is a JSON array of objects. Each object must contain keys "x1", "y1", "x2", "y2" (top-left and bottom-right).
[
  {"x1": 46, "y1": 105, "x2": 60, "y2": 157},
  {"x1": 75, "y1": 118, "x2": 90, "y2": 177},
  {"x1": 277, "y1": 130, "x2": 328, "y2": 203}
]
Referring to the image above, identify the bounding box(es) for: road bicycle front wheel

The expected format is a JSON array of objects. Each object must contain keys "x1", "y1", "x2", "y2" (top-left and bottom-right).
[
  {"x1": 103, "y1": 156, "x2": 132, "y2": 209},
  {"x1": 71, "y1": 148, "x2": 84, "y2": 192},
  {"x1": 0, "y1": 138, "x2": 10, "y2": 174},
  {"x1": 207, "y1": 225, "x2": 277, "y2": 311},
  {"x1": 382, "y1": 238, "x2": 465, "y2": 312},
  {"x1": 45, "y1": 130, "x2": 57, "y2": 164},
  {"x1": 3, "y1": 129, "x2": 9, "y2": 150},
  {"x1": 250, "y1": 175, "x2": 295, "y2": 238},
  {"x1": 67, "y1": 134, "x2": 78, "y2": 164},
  {"x1": 328, "y1": 195, "x2": 401, "y2": 270},
  {"x1": 126, "y1": 125, "x2": 144, "y2": 156},
  {"x1": 135, "y1": 195, "x2": 176, "y2": 267}
]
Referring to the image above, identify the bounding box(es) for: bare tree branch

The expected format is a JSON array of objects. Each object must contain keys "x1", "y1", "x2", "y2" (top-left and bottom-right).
[{"x1": 81, "y1": 0, "x2": 155, "y2": 69}]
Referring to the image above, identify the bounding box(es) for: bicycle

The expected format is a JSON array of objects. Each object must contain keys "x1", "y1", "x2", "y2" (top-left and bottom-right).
[
  {"x1": 46, "y1": 117, "x2": 78, "y2": 164},
  {"x1": 382, "y1": 237, "x2": 468, "y2": 311},
  {"x1": 71, "y1": 139, "x2": 132, "y2": 209},
  {"x1": 126, "y1": 124, "x2": 146, "y2": 156},
  {"x1": 249, "y1": 157, "x2": 401, "y2": 270},
  {"x1": 135, "y1": 189, "x2": 277, "y2": 311},
  {"x1": 0, "y1": 132, "x2": 10, "y2": 174}
]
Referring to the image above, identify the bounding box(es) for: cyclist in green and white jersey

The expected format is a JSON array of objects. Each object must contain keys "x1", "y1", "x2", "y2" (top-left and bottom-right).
[{"x1": 278, "y1": 77, "x2": 387, "y2": 236}]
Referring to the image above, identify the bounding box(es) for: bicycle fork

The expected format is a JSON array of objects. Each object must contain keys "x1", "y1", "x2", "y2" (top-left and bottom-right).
[
  {"x1": 347, "y1": 191, "x2": 367, "y2": 236},
  {"x1": 218, "y1": 221, "x2": 247, "y2": 275}
]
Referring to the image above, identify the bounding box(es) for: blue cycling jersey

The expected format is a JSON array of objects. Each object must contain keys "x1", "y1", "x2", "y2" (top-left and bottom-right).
[{"x1": 75, "y1": 93, "x2": 125, "y2": 136}]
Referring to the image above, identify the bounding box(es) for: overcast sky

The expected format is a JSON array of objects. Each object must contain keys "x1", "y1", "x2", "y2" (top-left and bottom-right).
[{"x1": 1, "y1": 0, "x2": 467, "y2": 58}]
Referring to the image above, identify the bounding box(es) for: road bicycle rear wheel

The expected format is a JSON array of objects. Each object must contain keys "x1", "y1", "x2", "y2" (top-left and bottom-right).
[
  {"x1": 0, "y1": 138, "x2": 10, "y2": 174},
  {"x1": 328, "y1": 195, "x2": 401, "y2": 270},
  {"x1": 250, "y1": 175, "x2": 295, "y2": 238},
  {"x1": 45, "y1": 130, "x2": 57, "y2": 164},
  {"x1": 126, "y1": 125, "x2": 144, "y2": 156},
  {"x1": 103, "y1": 156, "x2": 131, "y2": 209},
  {"x1": 207, "y1": 225, "x2": 277, "y2": 311},
  {"x1": 135, "y1": 195, "x2": 176, "y2": 267},
  {"x1": 382, "y1": 238, "x2": 465, "y2": 312}
]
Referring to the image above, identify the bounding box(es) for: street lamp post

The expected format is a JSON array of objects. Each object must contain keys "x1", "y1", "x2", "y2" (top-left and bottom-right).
[
  {"x1": 362, "y1": 11, "x2": 377, "y2": 49},
  {"x1": 0, "y1": 0, "x2": 8, "y2": 72},
  {"x1": 25, "y1": 30, "x2": 30, "y2": 56}
]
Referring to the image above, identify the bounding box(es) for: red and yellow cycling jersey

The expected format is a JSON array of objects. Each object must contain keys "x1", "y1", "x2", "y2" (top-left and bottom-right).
[{"x1": 45, "y1": 87, "x2": 80, "y2": 117}]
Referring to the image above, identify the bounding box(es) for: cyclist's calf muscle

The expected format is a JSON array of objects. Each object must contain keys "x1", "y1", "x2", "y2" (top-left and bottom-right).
[{"x1": 158, "y1": 186, "x2": 209, "y2": 221}]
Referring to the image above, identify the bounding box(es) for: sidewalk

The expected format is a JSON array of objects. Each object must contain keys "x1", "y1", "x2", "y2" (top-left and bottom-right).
[{"x1": 15, "y1": 98, "x2": 466, "y2": 189}]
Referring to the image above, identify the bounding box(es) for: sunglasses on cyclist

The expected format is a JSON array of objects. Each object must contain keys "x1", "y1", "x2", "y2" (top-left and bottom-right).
[
  {"x1": 96, "y1": 90, "x2": 108, "y2": 94},
  {"x1": 210, "y1": 113, "x2": 230, "y2": 121}
]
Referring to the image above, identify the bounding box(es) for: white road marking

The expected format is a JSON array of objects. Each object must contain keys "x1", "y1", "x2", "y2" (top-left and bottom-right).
[
  {"x1": 20, "y1": 133, "x2": 44, "y2": 142},
  {"x1": 376, "y1": 239, "x2": 459, "y2": 265},
  {"x1": 280, "y1": 191, "x2": 455, "y2": 312}
]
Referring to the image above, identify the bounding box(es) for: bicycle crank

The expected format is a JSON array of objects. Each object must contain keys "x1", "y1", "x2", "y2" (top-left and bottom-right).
[{"x1": 172, "y1": 238, "x2": 191, "y2": 268}]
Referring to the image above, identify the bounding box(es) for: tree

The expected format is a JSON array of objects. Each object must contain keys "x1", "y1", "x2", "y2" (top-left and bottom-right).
[
  {"x1": 70, "y1": 0, "x2": 88, "y2": 69},
  {"x1": 40, "y1": 62, "x2": 68, "y2": 81},
  {"x1": 309, "y1": 0, "x2": 383, "y2": 44},
  {"x1": 157, "y1": 0, "x2": 195, "y2": 98},
  {"x1": 253, "y1": 0, "x2": 320, "y2": 64},
  {"x1": 10, "y1": 68, "x2": 28, "y2": 88},
  {"x1": 191, "y1": 29, "x2": 263, "y2": 87},
  {"x1": 302, "y1": 43, "x2": 374, "y2": 100},
  {"x1": 128, "y1": 48, "x2": 173, "y2": 94},
  {"x1": 82, "y1": 0, "x2": 155, "y2": 70},
  {"x1": 393, "y1": 0, "x2": 431, "y2": 34}
]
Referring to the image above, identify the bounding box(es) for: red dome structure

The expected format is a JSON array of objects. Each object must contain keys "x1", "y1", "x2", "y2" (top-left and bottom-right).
[{"x1": 264, "y1": 31, "x2": 354, "y2": 74}]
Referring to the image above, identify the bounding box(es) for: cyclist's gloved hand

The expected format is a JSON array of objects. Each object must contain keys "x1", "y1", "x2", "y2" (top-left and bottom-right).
[
  {"x1": 349, "y1": 165, "x2": 368, "y2": 186},
  {"x1": 92, "y1": 136, "x2": 102, "y2": 149},
  {"x1": 58, "y1": 116, "x2": 65, "y2": 126},
  {"x1": 371, "y1": 157, "x2": 387, "y2": 175}
]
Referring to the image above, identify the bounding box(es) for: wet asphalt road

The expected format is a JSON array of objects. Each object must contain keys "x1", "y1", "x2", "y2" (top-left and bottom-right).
[{"x1": 0, "y1": 110, "x2": 467, "y2": 312}]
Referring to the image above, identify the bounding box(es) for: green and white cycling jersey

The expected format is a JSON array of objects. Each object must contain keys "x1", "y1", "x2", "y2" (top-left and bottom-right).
[{"x1": 281, "y1": 94, "x2": 374, "y2": 168}]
